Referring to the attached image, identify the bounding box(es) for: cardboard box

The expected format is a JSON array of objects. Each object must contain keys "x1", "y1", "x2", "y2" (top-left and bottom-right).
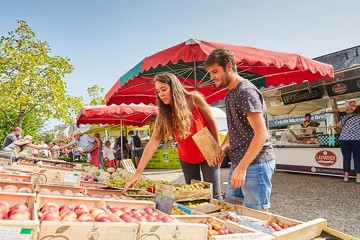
[
  {"x1": 31, "y1": 169, "x2": 81, "y2": 187},
  {"x1": 155, "y1": 179, "x2": 212, "y2": 202},
  {"x1": 0, "y1": 192, "x2": 39, "y2": 240}
]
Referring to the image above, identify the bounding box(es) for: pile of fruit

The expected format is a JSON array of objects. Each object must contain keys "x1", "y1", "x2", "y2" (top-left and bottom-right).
[
  {"x1": 108, "y1": 178, "x2": 157, "y2": 189},
  {"x1": 110, "y1": 206, "x2": 178, "y2": 223},
  {"x1": 263, "y1": 218, "x2": 299, "y2": 231},
  {"x1": 174, "y1": 182, "x2": 207, "y2": 191},
  {"x1": 0, "y1": 184, "x2": 31, "y2": 193},
  {"x1": 0, "y1": 201, "x2": 32, "y2": 220},
  {"x1": 171, "y1": 205, "x2": 187, "y2": 215},
  {"x1": 198, "y1": 219, "x2": 235, "y2": 236},
  {"x1": 39, "y1": 203, "x2": 113, "y2": 222}
]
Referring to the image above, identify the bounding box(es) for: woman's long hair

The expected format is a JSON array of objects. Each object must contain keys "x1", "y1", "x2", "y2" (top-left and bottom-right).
[{"x1": 154, "y1": 72, "x2": 193, "y2": 140}]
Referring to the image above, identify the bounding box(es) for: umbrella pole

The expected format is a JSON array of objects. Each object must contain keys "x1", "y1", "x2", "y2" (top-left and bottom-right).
[
  {"x1": 194, "y1": 61, "x2": 197, "y2": 91},
  {"x1": 120, "y1": 119, "x2": 123, "y2": 159}
]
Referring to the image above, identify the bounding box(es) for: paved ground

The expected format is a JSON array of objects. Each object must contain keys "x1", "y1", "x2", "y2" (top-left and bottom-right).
[{"x1": 143, "y1": 167, "x2": 360, "y2": 238}]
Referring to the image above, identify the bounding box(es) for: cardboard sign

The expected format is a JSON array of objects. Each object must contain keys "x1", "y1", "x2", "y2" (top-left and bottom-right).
[
  {"x1": 154, "y1": 193, "x2": 174, "y2": 215},
  {"x1": 192, "y1": 127, "x2": 223, "y2": 165}
]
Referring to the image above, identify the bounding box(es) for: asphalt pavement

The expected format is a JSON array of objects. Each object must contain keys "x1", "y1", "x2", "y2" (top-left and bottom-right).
[{"x1": 143, "y1": 167, "x2": 360, "y2": 238}]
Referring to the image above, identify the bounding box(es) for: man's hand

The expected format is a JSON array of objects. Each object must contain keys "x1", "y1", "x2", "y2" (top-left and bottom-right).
[
  {"x1": 230, "y1": 165, "x2": 247, "y2": 189},
  {"x1": 209, "y1": 150, "x2": 225, "y2": 167}
]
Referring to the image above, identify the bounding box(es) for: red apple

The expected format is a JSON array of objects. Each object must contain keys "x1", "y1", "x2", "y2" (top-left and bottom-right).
[
  {"x1": 136, "y1": 216, "x2": 148, "y2": 222},
  {"x1": 162, "y1": 216, "x2": 173, "y2": 222},
  {"x1": 40, "y1": 203, "x2": 58, "y2": 213},
  {"x1": 78, "y1": 213, "x2": 94, "y2": 222},
  {"x1": 9, "y1": 213, "x2": 31, "y2": 220},
  {"x1": 51, "y1": 191, "x2": 61, "y2": 196},
  {"x1": 60, "y1": 211, "x2": 77, "y2": 220},
  {"x1": 59, "y1": 204, "x2": 73, "y2": 212},
  {"x1": 38, "y1": 188, "x2": 51, "y2": 195},
  {"x1": 156, "y1": 215, "x2": 164, "y2": 220},
  {"x1": 110, "y1": 207, "x2": 122, "y2": 213},
  {"x1": 0, "y1": 210, "x2": 8, "y2": 220},
  {"x1": 89, "y1": 208, "x2": 105, "y2": 218},
  {"x1": 120, "y1": 207, "x2": 131, "y2": 213},
  {"x1": 74, "y1": 204, "x2": 88, "y2": 212},
  {"x1": 18, "y1": 187, "x2": 31, "y2": 193},
  {"x1": 97, "y1": 216, "x2": 111, "y2": 222},
  {"x1": 9, "y1": 203, "x2": 28, "y2": 213},
  {"x1": 9, "y1": 209, "x2": 31, "y2": 219},
  {"x1": 146, "y1": 215, "x2": 157, "y2": 222},
  {"x1": 40, "y1": 211, "x2": 61, "y2": 222},
  {"x1": 144, "y1": 207, "x2": 153, "y2": 214},
  {"x1": 74, "y1": 208, "x2": 88, "y2": 218},
  {"x1": 95, "y1": 212, "x2": 110, "y2": 222}
]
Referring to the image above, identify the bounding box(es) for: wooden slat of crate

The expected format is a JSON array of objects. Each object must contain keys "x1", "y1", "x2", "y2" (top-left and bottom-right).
[
  {"x1": 80, "y1": 181, "x2": 108, "y2": 189},
  {"x1": 36, "y1": 195, "x2": 138, "y2": 240},
  {"x1": 38, "y1": 164, "x2": 76, "y2": 171},
  {"x1": 120, "y1": 159, "x2": 136, "y2": 174},
  {"x1": 321, "y1": 227, "x2": 359, "y2": 240},
  {"x1": 0, "y1": 192, "x2": 39, "y2": 240},
  {"x1": 86, "y1": 188, "x2": 131, "y2": 200},
  {"x1": 174, "y1": 215, "x2": 266, "y2": 240},
  {"x1": 271, "y1": 218, "x2": 327, "y2": 240},
  {"x1": 0, "y1": 180, "x2": 34, "y2": 193},
  {"x1": 138, "y1": 222, "x2": 208, "y2": 240},
  {"x1": 0, "y1": 172, "x2": 32, "y2": 182},
  {"x1": 235, "y1": 205, "x2": 270, "y2": 221}
]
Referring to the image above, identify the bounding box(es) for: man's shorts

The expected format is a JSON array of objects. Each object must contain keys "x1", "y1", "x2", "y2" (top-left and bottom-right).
[
  {"x1": 226, "y1": 159, "x2": 275, "y2": 210},
  {"x1": 131, "y1": 149, "x2": 142, "y2": 158}
]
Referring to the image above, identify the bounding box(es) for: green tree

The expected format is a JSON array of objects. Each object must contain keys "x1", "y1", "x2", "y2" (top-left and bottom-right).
[
  {"x1": 87, "y1": 85, "x2": 105, "y2": 106},
  {"x1": 0, "y1": 20, "x2": 83, "y2": 129}
]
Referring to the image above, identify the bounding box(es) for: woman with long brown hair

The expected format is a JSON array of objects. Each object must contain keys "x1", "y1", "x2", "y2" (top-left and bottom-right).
[{"x1": 123, "y1": 72, "x2": 222, "y2": 199}]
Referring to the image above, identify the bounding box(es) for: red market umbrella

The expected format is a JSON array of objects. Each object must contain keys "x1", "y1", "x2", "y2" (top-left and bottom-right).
[
  {"x1": 106, "y1": 39, "x2": 334, "y2": 105},
  {"x1": 76, "y1": 104, "x2": 159, "y2": 127}
]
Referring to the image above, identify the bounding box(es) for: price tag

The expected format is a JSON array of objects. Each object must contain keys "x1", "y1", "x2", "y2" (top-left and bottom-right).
[
  {"x1": 64, "y1": 172, "x2": 79, "y2": 183},
  {"x1": 0, "y1": 226, "x2": 32, "y2": 240},
  {"x1": 154, "y1": 193, "x2": 174, "y2": 215}
]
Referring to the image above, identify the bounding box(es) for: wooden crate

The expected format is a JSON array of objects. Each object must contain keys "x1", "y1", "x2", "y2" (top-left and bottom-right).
[
  {"x1": 36, "y1": 195, "x2": 138, "y2": 240},
  {"x1": 38, "y1": 164, "x2": 76, "y2": 171},
  {"x1": 0, "y1": 180, "x2": 34, "y2": 193},
  {"x1": 155, "y1": 179, "x2": 213, "y2": 202},
  {"x1": 0, "y1": 192, "x2": 39, "y2": 240},
  {"x1": 121, "y1": 159, "x2": 136, "y2": 174},
  {"x1": 31, "y1": 168, "x2": 81, "y2": 187},
  {"x1": 36, "y1": 184, "x2": 86, "y2": 198},
  {"x1": 174, "y1": 215, "x2": 268, "y2": 240}
]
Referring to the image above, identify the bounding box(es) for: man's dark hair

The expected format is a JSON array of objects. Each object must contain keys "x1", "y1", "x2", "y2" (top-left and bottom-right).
[{"x1": 204, "y1": 47, "x2": 237, "y2": 72}]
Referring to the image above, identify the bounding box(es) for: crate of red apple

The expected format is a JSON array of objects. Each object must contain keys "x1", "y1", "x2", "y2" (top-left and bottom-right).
[
  {"x1": 0, "y1": 192, "x2": 39, "y2": 240},
  {"x1": 36, "y1": 184, "x2": 87, "y2": 197},
  {"x1": 0, "y1": 181, "x2": 34, "y2": 193},
  {"x1": 36, "y1": 195, "x2": 138, "y2": 240},
  {"x1": 0, "y1": 169, "x2": 32, "y2": 182},
  {"x1": 106, "y1": 199, "x2": 209, "y2": 240}
]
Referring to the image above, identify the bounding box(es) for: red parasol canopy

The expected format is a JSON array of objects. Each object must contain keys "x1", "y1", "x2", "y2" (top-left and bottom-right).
[
  {"x1": 76, "y1": 104, "x2": 159, "y2": 127},
  {"x1": 106, "y1": 39, "x2": 334, "y2": 105}
]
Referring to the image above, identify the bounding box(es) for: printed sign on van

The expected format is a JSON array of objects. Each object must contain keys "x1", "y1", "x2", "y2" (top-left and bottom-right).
[{"x1": 315, "y1": 150, "x2": 337, "y2": 166}]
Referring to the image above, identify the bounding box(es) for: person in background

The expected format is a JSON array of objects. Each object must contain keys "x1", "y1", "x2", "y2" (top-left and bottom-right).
[
  {"x1": 127, "y1": 130, "x2": 143, "y2": 167},
  {"x1": 94, "y1": 133, "x2": 103, "y2": 168},
  {"x1": 55, "y1": 130, "x2": 100, "y2": 167},
  {"x1": 3, "y1": 135, "x2": 51, "y2": 156},
  {"x1": 204, "y1": 47, "x2": 276, "y2": 211},
  {"x1": 2, "y1": 127, "x2": 22, "y2": 149},
  {"x1": 38, "y1": 138, "x2": 50, "y2": 157},
  {"x1": 103, "y1": 140, "x2": 115, "y2": 168},
  {"x1": 337, "y1": 106, "x2": 360, "y2": 183},
  {"x1": 73, "y1": 144, "x2": 82, "y2": 161},
  {"x1": 123, "y1": 72, "x2": 223, "y2": 199},
  {"x1": 114, "y1": 132, "x2": 128, "y2": 168}
]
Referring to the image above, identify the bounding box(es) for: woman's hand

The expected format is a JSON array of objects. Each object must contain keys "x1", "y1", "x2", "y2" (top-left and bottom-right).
[{"x1": 122, "y1": 173, "x2": 142, "y2": 193}]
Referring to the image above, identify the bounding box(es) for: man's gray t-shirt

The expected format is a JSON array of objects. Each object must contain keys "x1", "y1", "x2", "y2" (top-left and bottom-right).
[
  {"x1": 226, "y1": 79, "x2": 275, "y2": 164},
  {"x1": 2, "y1": 134, "x2": 17, "y2": 149}
]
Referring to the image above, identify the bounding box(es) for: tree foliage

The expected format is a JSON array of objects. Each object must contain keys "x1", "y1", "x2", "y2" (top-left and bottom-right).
[
  {"x1": 0, "y1": 20, "x2": 83, "y2": 129},
  {"x1": 87, "y1": 85, "x2": 105, "y2": 106}
]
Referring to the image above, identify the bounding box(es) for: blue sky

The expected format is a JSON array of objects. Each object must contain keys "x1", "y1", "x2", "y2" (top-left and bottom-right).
[{"x1": 1, "y1": 0, "x2": 360, "y2": 127}]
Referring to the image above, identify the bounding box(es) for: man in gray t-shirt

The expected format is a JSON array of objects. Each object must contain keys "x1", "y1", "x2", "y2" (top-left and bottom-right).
[
  {"x1": 205, "y1": 47, "x2": 276, "y2": 211},
  {"x1": 2, "y1": 127, "x2": 22, "y2": 149}
]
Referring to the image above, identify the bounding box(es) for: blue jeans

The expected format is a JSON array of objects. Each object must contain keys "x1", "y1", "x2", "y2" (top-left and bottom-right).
[
  {"x1": 226, "y1": 159, "x2": 275, "y2": 210},
  {"x1": 339, "y1": 140, "x2": 360, "y2": 173},
  {"x1": 179, "y1": 160, "x2": 222, "y2": 200}
]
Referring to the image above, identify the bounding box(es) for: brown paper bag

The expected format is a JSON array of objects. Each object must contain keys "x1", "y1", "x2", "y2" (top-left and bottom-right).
[{"x1": 192, "y1": 127, "x2": 223, "y2": 165}]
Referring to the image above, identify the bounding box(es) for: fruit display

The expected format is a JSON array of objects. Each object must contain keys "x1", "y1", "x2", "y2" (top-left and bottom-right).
[
  {"x1": 38, "y1": 203, "x2": 114, "y2": 222},
  {"x1": 0, "y1": 169, "x2": 31, "y2": 182},
  {"x1": 108, "y1": 178, "x2": 157, "y2": 189},
  {"x1": 110, "y1": 206, "x2": 178, "y2": 223},
  {"x1": 209, "y1": 199, "x2": 235, "y2": 212},
  {"x1": 262, "y1": 217, "x2": 300, "y2": 231},
  {"x1": 174, "y1": 182, "x2": 208, "y2": 190},
  {"x1": 198, "y1": 218, "x2": 235, "y2": 236},
  {"x1": 0, "y1": 184, "x2": 32, "y2": 193},
  {"x1": 38, "y1": 188, "x2": 86, "y2": 197},
  {"x1": 178, "y1": 199, "x2": 209, "y2": 209},
  {"x1": 171, "y1": 205, "x2": 187, "y2": 215},
  {"x1": 0, "y1": 201, "x2": 32, "y2": 220},
  {"x1": 85, "y1": 188, "x2": 131, "y2": 200}
]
